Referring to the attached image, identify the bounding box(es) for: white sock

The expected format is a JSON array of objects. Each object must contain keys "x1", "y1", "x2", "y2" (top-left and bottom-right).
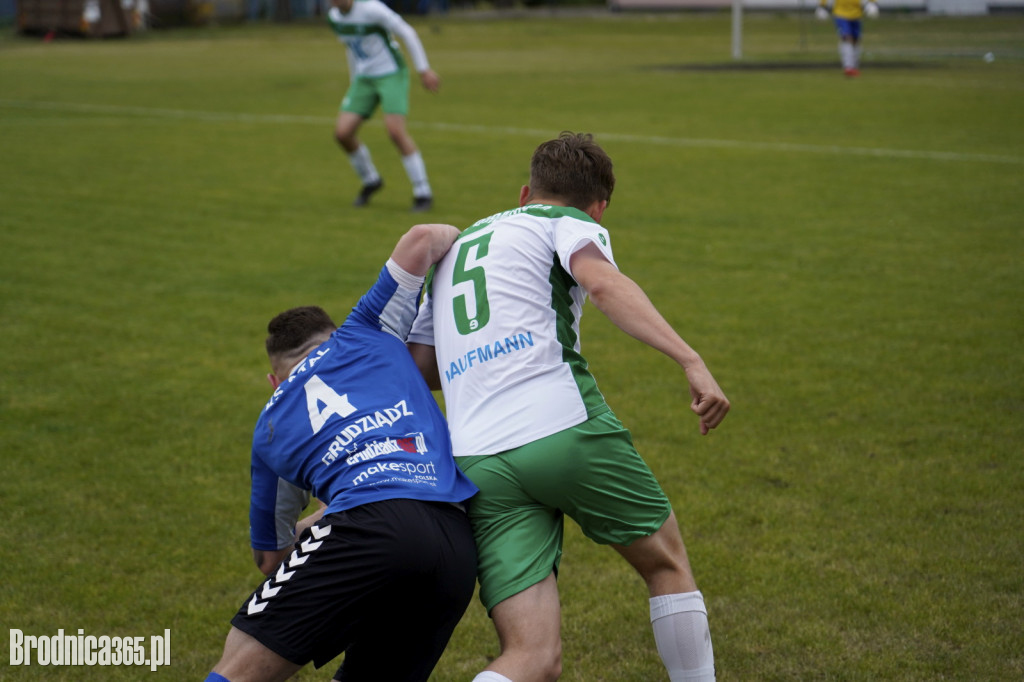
[
  {"x1": 472, "y1": 673, "x2": 513, "y2": 682},
  {"x1": 650, "y1": 591, "x2": 715, "y2": 682},
  {"x1": 839, "y1": 42, "x2": 855, "y2": 70},
  {"x1": 401, "y1": 151, "x2": 432, "y2": 199},
  {"x1": 853, "y1": 43, "x2": 862, "y2": 68},
  {"x1": 348, "y1": 144, "x2": 380, "y2": 185}
]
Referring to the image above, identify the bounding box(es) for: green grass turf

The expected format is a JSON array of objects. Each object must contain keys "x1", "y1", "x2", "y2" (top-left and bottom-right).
[{"x1": 1, "y1": 9, "x2": 1022, "y2": 680}]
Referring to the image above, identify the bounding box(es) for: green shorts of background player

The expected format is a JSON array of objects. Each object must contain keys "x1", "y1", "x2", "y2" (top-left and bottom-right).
[
  {"x1": 335, "y1": 69, "x2": 438, "y2": 212},
  {"x1": 343, "y1": 70, "x2": 410, "y2": 118}
]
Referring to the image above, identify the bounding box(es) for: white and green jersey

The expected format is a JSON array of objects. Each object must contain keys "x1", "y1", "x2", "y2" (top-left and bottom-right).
[
  {"x1": 327, "y1": 0, "x2": 430, "y2": 79},
  {"x1": 408, "y1": 204, "x2": 616, "y2": 458}
]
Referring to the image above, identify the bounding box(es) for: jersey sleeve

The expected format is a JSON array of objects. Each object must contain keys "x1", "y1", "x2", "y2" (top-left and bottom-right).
[
  {"x1": 249, "y1": 453, "x2": 311, "y2": 551},
  {"x1": 554, "y1": 216, "x2": 617, "y2": 279},
  {"x1": 346, "y1": 263, "x2": 424, "y2": 342},
  {"x1": 407, "y1": 284, "x2": 435, "y2": 346},
  {"x1": 376, "y1": 3, "x2": 430, "y2": 72}
]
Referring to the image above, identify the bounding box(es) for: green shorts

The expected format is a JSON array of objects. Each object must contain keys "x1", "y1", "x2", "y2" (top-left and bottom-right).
[
  {"x1": 457, "y1": 411, "x2": 672, "y2": 613},
  {"x1": 340, "y1": 69, "x2": 410, "y2": 118}
]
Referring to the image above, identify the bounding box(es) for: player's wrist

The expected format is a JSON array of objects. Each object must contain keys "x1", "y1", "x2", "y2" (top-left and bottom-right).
[{"x1": 679, "y1": 353, "x2": 707, "y2": 374}]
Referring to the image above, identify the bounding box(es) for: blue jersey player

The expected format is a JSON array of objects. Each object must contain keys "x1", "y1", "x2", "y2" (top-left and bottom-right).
[{"x1": 206, "y1": 223, "x2": 478, "y2": 682}]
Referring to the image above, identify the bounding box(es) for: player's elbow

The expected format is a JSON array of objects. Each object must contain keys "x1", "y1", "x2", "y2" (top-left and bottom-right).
[
  {"x1": 253, "y1": 549, "x2": 285, "y2": 577},
  {"x1": 582, "y1": 271, "x2": 624, "y2": 312},
  {"x1": 583, "y1": 276, "x2": 611, "y2": 303},
  {"x1": 398, "y1": 223, "x2": 459, "y2": 275}
]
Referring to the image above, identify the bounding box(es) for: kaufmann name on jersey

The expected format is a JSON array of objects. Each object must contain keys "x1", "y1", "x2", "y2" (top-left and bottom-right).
[{"x1": 444, "y1": 330, "x2": 535, "y2": 383}]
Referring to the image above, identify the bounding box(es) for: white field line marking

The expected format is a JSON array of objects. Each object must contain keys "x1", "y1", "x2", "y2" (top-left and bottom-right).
[
  {"x1": 0, "y1": 99, "x2": 328, "y2": 125},
  {"x1": 423, "y1": 121, "x2": 1024, "y2": 165},
  {"x1": 2, "y1": 99, "x2": 1022, "y2": 166}
]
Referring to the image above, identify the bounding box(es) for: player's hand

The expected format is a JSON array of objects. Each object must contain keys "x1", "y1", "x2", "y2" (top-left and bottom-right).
[
  {"x1": 420, "y1": 69, "x2": 440, "y2": 93},
  {"x1": 864, "y1": 1, "x2": 879, "y2": 17},
  {"x1": 685, "y1": 365, "x2": 730, "y2": 436},
  {"x1": 815, "y1": 6, "x2": 829, "y2": 19}
]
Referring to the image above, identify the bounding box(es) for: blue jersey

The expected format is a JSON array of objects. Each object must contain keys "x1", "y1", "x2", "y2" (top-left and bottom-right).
[{"x1": 249, "y1": 265, "x2": 478, "y2": 551}]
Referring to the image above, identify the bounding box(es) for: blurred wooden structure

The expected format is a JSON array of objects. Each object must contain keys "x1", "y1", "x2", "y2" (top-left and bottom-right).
[{"x1": 18, "y1": 0, "x2": 145, "y2": 36}]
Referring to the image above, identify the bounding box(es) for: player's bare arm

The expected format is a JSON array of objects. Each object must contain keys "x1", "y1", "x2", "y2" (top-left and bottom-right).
[
  {"x1": 408, "y1": 342, "x2": 441, "y2": 390},
  {"x1": 570, "y1": 242, "x2": 730, "y2": 434},
  {"x1": 390, "y1": 223, "x2": 460, "y2": 276}
]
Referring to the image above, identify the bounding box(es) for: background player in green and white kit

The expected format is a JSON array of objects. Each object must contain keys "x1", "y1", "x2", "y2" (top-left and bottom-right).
[
  {"x1": 408, "y1": 132, "x2": 730, "y2": 682},
  {"x1": 327, "y1": 0, "x2": 439, "y2": 211}
]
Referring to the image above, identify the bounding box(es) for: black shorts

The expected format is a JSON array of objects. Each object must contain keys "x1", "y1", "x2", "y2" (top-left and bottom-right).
[{"x1": 230, "y1": 498, "x2": 477, "y2": 681}]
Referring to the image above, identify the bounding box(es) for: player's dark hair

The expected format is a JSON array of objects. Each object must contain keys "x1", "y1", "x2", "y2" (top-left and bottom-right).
[
  {"x1": 265, "y1": 306, "x2": 337, "y2": 357},
  {"x1": 529, "y1": 132, "x2": 615, "y2": 211}
]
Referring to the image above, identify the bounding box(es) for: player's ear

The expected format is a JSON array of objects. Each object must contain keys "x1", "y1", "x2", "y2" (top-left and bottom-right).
[
  {"x1": 519, "y1": 185, "x2": 530, "y2": 207},
  {"x1": 586, "y1": 199, "x2": 608, "y2": 223},
  {"x1": 267, "y1": 373, "x2": 281, "y2": 389}
]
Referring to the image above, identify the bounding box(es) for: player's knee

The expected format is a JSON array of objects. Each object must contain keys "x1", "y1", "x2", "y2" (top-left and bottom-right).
[
  {"x1": 334, "y1": 121, "x2": 359, "y2": 145},
  {"x1": 535, "y1": 634, "x2": 563, "y2": 680},
  {"x1": 334, "y1": 129, "x2": 353, "y2": 147},
  {"x1": 549, "y1": 654, "x2": 563, "y2": 681},
  {"x1": 506, "y1": 636, "x2": 560, "y2": 681},
  {"x1": 535, "y1": 642, "x2": 562, "y2": 682},
  {"x1": 626, "y1": 534, "x2": 696, "y2": 592}
]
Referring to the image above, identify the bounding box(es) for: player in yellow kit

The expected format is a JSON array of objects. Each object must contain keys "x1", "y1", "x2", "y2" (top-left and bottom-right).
[{"x1": 816, "y1": 0, "x2": 879, "y2": 77}]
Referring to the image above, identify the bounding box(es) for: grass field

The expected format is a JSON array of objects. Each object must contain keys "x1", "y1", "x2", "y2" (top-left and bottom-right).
[{"x1": 1, "y1": 8, "x2": 1022, "y2": 680}]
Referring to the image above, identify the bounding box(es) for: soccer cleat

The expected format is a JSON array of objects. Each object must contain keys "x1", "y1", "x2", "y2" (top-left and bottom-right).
[
  {"x1": 844, "y1": 68, "x2": 860, "y2": 77},
  {"x1": 411, "y1": 196, "x2": 433, "y2": 213},
  {"x1": 353, "y1": 179, "x2": 383, "y2": 207}
]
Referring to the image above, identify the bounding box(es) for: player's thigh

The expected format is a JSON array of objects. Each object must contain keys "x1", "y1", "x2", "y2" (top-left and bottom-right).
[
  {"x1": 230, "y1": 500, "x2": 475, "y2": 670},
  {"x1": 228, "y1": 516, "x2": 383, "y2": 668},
  {"x1": 834, "y1": 17, "x2": 861, "y2": 40},
  {"x1": 376, "y1": 69, "x2": 410, "y2": 116},
  {"x1": 459, "y1": 454, "x2": 565, "y2": 613},
  {"x1": 519, "y1": 411, "x2": 672, "y2": 546},
  {"x1": 213, "y1": 627, "x2": 301, "y2": 682},
  {"x1": 340, "y1": 574, "x2": 472, "y2": 682},
  {"x1": 337, "y1": 502, "x2": 477, "y2": 681},
  {"x1": 340, "y1": 77, "x2": 380, "y2": 118},
  {"x1": 489, "y1": 572, "x2": 562, "y2": 659}
]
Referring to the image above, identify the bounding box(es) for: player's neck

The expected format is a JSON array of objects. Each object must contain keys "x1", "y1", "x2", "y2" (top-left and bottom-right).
[{"x1": 521, "y1": 195, "x2": 606, "y2": 223}]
